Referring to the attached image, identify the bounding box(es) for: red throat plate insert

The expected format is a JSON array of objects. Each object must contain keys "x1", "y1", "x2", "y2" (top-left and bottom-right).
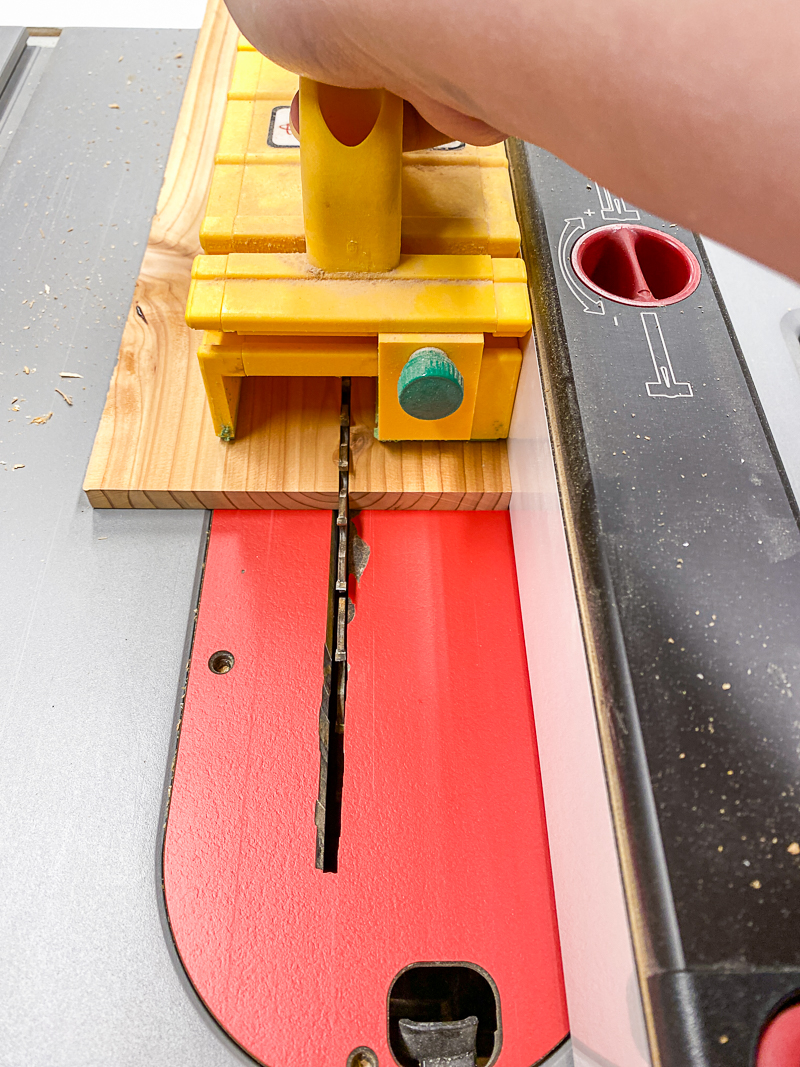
[{"x1": 163, "y1": 509, "x2": 568, "y2": 1066}]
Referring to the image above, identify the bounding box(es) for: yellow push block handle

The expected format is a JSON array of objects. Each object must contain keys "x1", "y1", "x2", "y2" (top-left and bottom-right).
[{"x1": 299, "y1": 78, "x2": 403, "y2": 273}]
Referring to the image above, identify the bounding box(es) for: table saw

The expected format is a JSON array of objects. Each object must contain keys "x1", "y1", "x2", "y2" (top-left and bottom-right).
[{"x1": 3, "y1": 12, "x2": 800, "y2": 1067}]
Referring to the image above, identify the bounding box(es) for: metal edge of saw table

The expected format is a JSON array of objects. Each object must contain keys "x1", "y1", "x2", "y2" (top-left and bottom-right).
[
  {"x1": 0, "y1": 26, "x2": 27, "y2": 93},
  {"x1": 0, "y1": 30, "x2": 53, "y2": 169},
  {"x1": 0, "y1": 27, "x2": 246, "y2": 1066},
  {"x1": 702, "y1": 238, "x2": 800, "y2": 505}
]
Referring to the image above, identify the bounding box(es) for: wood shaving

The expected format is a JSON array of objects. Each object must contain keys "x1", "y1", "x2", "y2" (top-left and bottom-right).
[
  {"x1": 23, "y1": 366, "x2": 30, "y2": 374},
  {"x1": 12, "y1": 464, "x2": 24, "y2": 469},
  {"x1": 55, "y1": 388, "x2": 73, "y2": 405},
  {"x1": 174, "y1": 52, "x2": 183, "y2": 58},
  {"x1": 31, "y1": 411, "x2": 53, "y2": 424},
  {"x1": 60, "y1": 372, "x2": 83, "y2": 378},
  {"x1": 108, "y1": 103, "x2": 120, "y2": 109}
]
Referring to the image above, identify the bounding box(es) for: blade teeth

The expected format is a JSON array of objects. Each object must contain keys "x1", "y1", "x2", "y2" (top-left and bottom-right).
[
  {"x1": 334, "y1": 380, "x2": 350, "y2": 653},
  {"x1": 317, "y1": 376, "x2": 352, "y2": 871}
]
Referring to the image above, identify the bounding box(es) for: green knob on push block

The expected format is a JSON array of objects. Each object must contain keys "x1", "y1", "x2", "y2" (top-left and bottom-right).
[{"x1": 397, "y1": 347, "x2": 464, "y2": 420}]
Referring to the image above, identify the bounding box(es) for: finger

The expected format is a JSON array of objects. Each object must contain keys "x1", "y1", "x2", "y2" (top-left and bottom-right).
[
  {"x1": 405, "y1": 91, "x2": 507, "y2": 147},
  {"x1": 289, "y1": 87, "x2": 506, "y2": 151},
  {"x1": 402, "y1": 100, "x2": 453, "y2": 151},
  {"x1": 290, "y1": 89, "x2": 447, "y2": 150}
]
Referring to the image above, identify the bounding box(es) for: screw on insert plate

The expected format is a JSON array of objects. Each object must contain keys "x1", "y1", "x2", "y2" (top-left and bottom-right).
[
  {"x1": 346, "y1": 1048, "x2": 378, "y2": 1067},
  {"x1": 208, "y1": 650, "x2": 235, "y2": 674},
  {"x1": 397, "y1": 347, "x2": 464, "y2": 421},
  {"x1": 398, "y1": 1017, "x2": 478, "y2": 1067}
]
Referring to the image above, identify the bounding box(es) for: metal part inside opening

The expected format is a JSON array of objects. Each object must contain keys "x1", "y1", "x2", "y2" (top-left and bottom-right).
[
  {"x1": 388, "y1": 963, "x2": 501, "y2": 1067},
  {"x1": 208, "y1": 650, "x2": 235, "y2": 674}
]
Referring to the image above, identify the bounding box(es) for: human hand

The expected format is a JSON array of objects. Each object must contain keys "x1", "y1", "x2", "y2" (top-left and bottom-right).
[
  {"x1": 288, "y1": 92, "x2": 474, "y2": 152},
  {"x1": 223, "y1": 0, "x2": 800, "y2": 283},
  {"x1": 224, "y1": 0, "x2": 506, "y2": 147}
]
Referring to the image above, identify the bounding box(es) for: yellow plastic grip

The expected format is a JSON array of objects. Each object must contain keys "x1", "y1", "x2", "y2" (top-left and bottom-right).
[{"x1": 299, "y1": 78, "x2": 403, "y2": 273}]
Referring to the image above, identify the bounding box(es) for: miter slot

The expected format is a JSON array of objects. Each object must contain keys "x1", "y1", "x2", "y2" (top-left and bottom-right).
[{"x1": 315, "y1": 377, "x2": 351, "y2": 872}]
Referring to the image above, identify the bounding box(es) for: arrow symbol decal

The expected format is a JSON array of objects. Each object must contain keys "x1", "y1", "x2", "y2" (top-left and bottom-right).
[{"x1": 558, "y1": 217, "x2": 605, "y2": 315}]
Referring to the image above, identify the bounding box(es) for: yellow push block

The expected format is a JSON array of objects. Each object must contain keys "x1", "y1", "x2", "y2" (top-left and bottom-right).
[
  {"x1": 228, "y1": 49, "x2": 262, "y2": 99},
  {"x1": 214, "y1": 99, "x2": 255, "y2": 163},
  {"x1": 200, "y1": 164, "x2": 245, "y2": 253},
  {"x1": 376, "y1": 334, "x2": 484, "y2": 441},
  {"x1": 242, "y1": 337, "x2": 377, "y2": 377},
  {"x1": 401, "y1": 142, "x2": 509, "y2": 168},
  {"x1": 197, "y1": 336, "x2": 246, "y2": 440},
  {"x1": 190, "y1": 40, "x2": 532, "y2": 443},
  {"x1": 204, "y1": 334, "x2": 377, "y2": 378},
  {"x1": 196, "y1": 334, "x2": 379, "y2": 440},
  {"x1": 471, "y1": 337, "x2": 523, "y2": 439},
  {"x1": 234, "y1": 163, "x2": 304, "y2": 252},
  {"x1": 197, "y1": 330, "x2": 523, "y2": 441},
  {"x1": 198, "y1": 45, "x2": 522, "y2": 259},
  {"x1": 299, "y1": 79, "x2": 403, "y2": 272},
  {"x1": 401, "y1": 160, "x2": 520, "y2": 256},
  {"x1": 186, "y1": 253, "x2": 531, "y2": 337},
  {"x1": 491, "y1": 258, "x2": 534, "y2": 336}
]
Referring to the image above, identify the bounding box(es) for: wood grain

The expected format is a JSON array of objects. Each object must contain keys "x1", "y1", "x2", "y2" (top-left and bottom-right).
[
  {"x1": 83, "y1": 0, "x2": 512, "y2": 510},
  {"x1": 350, "y1": 378, "x2": 511, "y2": 510}
]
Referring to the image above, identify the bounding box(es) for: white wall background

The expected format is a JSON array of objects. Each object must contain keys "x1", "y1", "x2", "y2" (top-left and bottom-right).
[{"x1": 2, "y1": 1, "x2": 208, "y2": 28}]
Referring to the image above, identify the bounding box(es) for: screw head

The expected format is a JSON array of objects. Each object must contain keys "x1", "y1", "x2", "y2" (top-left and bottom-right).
[{"x1": 208, "y1": 650, "x2": 235, "y2": 674}]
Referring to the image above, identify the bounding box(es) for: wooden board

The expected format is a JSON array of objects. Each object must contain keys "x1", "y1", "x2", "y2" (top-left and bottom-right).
[
  {"x1": 83, "y1": 0, "x2": 512, "y2": 510},
  {"x1": 350, "y1": 378, "x2": 511, "y2": 510}
]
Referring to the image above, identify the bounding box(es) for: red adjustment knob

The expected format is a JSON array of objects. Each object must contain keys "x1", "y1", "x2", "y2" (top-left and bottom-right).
[
  {"x1": 571, "y1": 223, "x2": 701, "y2": 307},
  {"x1": 757, "y1": 1003, "x2": 800, "y2": 1067}
]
